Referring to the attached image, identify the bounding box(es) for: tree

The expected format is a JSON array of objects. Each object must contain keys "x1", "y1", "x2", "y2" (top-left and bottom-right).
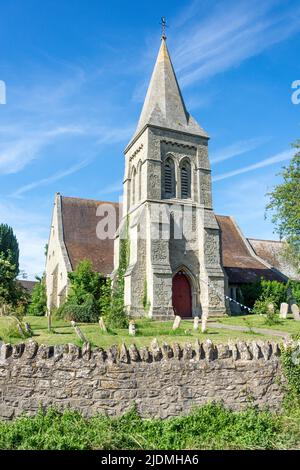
[
  {"x1": 266, "y1": 140, "x2": 300, "y2": 271},
  {"x1": 0, "y1": 224, "x2": 19, "y2": 276},
  {"x1": 0, "y1": 225, "x2": 21, "y2": 306},
  {"x1": 56, "y1": 260, "x2": 102, "y2": 323},
  {"x1": 28, "y1": 276, "x2": 47, "y2": 316},
  {"x1": 68, "y1": 260, "x2": 102, "y2": 305}
]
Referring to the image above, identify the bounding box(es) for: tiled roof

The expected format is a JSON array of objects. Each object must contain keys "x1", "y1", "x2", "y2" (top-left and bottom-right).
[
  {"x1": 216, "y1": 215, "x2": 287, "y2": 284},
  {"x1": 17, "y1": 280, "x2": 37, "y2": 293},
  {"x1": 248, "y1": 238, "x2": 300, "y2": 281},
  {"x1": 61, "y1": 196, "x2": 120, "y2": 276}
]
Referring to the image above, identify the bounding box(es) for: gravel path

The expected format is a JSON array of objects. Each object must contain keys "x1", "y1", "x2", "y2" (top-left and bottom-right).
[{"x1": 209, "y1": 322, "x2": 290, "y2": 339}]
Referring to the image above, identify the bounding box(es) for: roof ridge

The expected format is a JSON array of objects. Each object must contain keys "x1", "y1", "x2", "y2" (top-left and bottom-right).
[{"x1": 61, "y1": 195, "x2": 120, "y2": 206}]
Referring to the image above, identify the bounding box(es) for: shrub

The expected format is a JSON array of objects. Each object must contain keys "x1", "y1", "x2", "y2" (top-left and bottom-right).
[
  {"x1": 56, "y1": 295, "x2": 99, "y2": 323},
  {"x1": 239, "y1": 280, "x2": 262, "y2": 308},
  {"x1": 253, "y1": 297, "x2": 280, "y2": 325},
  {"x1": 28, "y1": 277, "x2": 47, "y2": 316},
  {"x1": 260, "y1": 279, "x2": 287, "y2": 309},
  {"x1": 57, "y1": 260, "x2": 103, "y2": 323},
  {"x1": 288, "y1": 280, "x2": 300, "y2": 305}
]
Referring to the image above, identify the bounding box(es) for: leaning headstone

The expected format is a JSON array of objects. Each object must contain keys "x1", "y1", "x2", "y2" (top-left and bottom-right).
[
  {"x1": 70, "y1": 321, "x2": 88, "y2": 343},
  {"x1": 193, "y1": 316, "x2": 200, "y2": 331},
  {"x1": 98, "y1": 317, "x2": 107, "y2": 333},
  {"x1": 24, "y1": 322, "x2": 33, "y2": 335},
  {"x1": 279, "y1": 302, "x2": 289, "y2": 319},
  {"x1": 291, "y1": 304, "x2": 300, "y2": 321},
  {"x1": 201, "y1": 313, "x2": 208, "y2": 333},
  {"x1": 172, "y1": 315, "x2": 181, "y2": 331},
  {"x1": 129, "y1": 320, "x2": 136, "y2": 336}
]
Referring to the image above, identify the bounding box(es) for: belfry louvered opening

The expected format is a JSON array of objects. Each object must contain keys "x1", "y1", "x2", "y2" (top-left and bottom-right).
[
  {"x1": 164, "y1": 157, "x2": 175, "y2": 198},
  {"x1": 180, "y1": 161, "x2": 191, "y2": 199}
]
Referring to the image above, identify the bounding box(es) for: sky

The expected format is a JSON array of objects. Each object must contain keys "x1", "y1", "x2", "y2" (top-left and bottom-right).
[{"x1": 0, "y1": 0, "x2": 300, "y2": 279}]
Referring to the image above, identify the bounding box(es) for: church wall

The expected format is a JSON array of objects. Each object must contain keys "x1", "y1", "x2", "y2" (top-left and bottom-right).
[{"x1": 45, "y1": 195, "x2": 70, "y2": 311}]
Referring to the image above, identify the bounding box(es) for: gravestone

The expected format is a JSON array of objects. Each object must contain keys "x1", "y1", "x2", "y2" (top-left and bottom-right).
[
  {"x1": 201, "y1": 313, "x2": 208, "y2": 333},
  {"x1": 172, "y1": 315, "x2": 181, "y2": 331},
  {"x1": 71, "y1": 321, "x2": 88, "y2": 343},
  {"x1": 24, "y1": 322, "x2": 33, "y2": 335},
  {"x1": 99, "y1": 317, "x2": 107, "y2": 333},
  {"x1": 193, "y1": 316, "x2": 199, "y2": 331},
  {"x1": 279, "y1": 302, "x2": 289, "y2": 319},
  {"x1": 291, "y1": 304, "x2": 300, "y2": 321},
  {"x1": 129, "y1": 320, "x2": 136, "y2": 336},
  {"x1": 267, "y1": 302, "x2": 274, "y2": 314}
]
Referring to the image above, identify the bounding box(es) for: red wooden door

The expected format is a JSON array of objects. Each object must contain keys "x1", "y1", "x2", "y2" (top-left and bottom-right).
[{"x1": 172, "y1": 272, "x2": 192, "y2": 318}]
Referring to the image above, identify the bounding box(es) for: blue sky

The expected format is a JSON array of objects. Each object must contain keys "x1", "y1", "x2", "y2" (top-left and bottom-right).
[{"x1": 0, "y1": 0, "x2": 300, "y2": 279}]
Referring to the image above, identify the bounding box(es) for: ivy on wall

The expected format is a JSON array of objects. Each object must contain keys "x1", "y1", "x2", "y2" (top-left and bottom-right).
[{"x1": 104, "y1": 217, "x2": 130, "y2": 328}]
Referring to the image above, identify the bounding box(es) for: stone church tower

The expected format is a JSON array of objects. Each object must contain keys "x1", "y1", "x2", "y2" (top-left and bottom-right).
[{"x1": 113, "y1": 36, "x2": 226, "y2": 319}]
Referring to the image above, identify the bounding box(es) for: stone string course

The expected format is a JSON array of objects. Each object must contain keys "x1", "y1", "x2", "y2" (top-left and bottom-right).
[{"x1": 0, "y1": 339, "x2": 287, "y2": 420}]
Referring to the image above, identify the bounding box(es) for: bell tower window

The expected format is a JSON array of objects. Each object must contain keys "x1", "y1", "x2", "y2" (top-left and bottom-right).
[
  {"x1": 163, "y1": 157, "x2": 175, "y2": 199},
  {"x1": 180, "y1": 160, "x2": 191, "y2": 199}
]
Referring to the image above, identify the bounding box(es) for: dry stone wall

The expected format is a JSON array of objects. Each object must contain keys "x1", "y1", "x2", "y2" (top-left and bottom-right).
[{"x1": 0, "y1": 340, "x2": 286, "y2": 420}]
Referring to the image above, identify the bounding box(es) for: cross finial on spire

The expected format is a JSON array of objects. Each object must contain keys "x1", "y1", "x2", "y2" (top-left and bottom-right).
[{"x1": 160, "y1": 17, "x2": 167, "y2": 40}]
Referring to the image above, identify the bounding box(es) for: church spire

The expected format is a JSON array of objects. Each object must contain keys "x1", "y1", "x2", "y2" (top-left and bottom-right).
[{"x1": 127, "y1": 30, "x2": 208, "y2": 148}]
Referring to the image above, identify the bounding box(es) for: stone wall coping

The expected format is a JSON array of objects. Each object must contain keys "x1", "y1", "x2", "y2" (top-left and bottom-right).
[{"x1": 0, "y1": 338, "x2": 294, "y2": 365}]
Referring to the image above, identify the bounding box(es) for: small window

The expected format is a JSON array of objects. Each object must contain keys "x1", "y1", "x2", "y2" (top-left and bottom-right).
[
  {"x1": 180, "y1": 161, "x2": 191, "y2": 199},
  {"x1": 164, "y1": 157, "x2": 175, "y2": 198}
]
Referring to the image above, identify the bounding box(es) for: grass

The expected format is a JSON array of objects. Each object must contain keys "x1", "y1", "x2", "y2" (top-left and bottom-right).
[
  {"x1": 0, "y1": 403, "x2": 299, "y2": 450},
  {"x1": 0, "y1": 315, "x2": 284, "y2": 348},
  {"x1": 217, "y1": 314, "x2": 300, "y2": 335}
]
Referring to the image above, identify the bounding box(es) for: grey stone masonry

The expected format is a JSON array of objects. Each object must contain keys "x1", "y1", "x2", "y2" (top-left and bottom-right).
[{"x1": 0, "y1": 340, "x2": 286, "y2": 421}]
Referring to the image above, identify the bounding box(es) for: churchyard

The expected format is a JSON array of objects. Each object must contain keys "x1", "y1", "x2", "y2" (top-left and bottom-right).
[{"x1": 0, "y1": 312, "x2": 298, "y2": 348}]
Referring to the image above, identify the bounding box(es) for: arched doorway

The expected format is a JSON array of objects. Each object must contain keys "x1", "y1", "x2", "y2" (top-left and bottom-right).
[{"x1": 172, "y1": 271, "x2": 192, "y2": 318}]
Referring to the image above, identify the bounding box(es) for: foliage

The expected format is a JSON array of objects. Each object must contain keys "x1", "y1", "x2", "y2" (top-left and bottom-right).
[
  {"x1": 253, "y1": 297, "x2": 280, "y2": 326},
  {"x1": 281, "y1": 344, "x2": 300, "y2": 411},
  {"x1": 239, "y1": 280, "x2": 262, "y2": 308},
  {"x1": 56, "y1": 295, "x2": 99, "y2": 323},
  {"x1": 0, "y1": 224, "x2": 19, "y2": 276},
  {"x1": 68, "y1": 260, "x2": 102, "y2": 305},
  {"x1": 266, "y1": 140, "x2": 300, "y2": 271},
  {"x1": 0, "y1": 403, "x2": 298, "y2": 450},
  {"x1": 142, "y1": 279, "x2": 150, "y2": 312},
  {"x1": 287, "y1": 279, "x2": 300, "y2": 305},
  {"x1": 239, "y1": 279, "x2": 287, "y2": 310},
  {"x1": 99, "y1": 277, "x2": 112, "y2": 316},
  {"x1": 104, "y1": 219, "x2": 129, "y2": 329},
  {"x1": 28, "y1": 277, "x2": 47, "y2": 316},
  {"x1": 260, "y1": 279, "x2": 287, "y2": 309},
  {"x1": 58, "y1": 260, "x2": 102, "y2": 323}
]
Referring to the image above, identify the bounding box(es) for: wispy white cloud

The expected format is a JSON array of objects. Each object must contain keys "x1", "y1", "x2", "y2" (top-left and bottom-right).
[
  {"x1": 212, "y1": 149, "x2": 293, "y2": 182},
  {"x1": 210, "y1": 137, "x2": 269, "y2": 165},
  {"x1": 11, "y1": 158, "x2": 92, "y2": 198},
  {"x1": 97, "y1": 180, "x2": 123, "y2": 197},
  {"x1": 171, "y1": 0, "x2": 300, "y2": 86},
  {"x1": 0, "y1": 126, "x2": 86, "y2": 174}
]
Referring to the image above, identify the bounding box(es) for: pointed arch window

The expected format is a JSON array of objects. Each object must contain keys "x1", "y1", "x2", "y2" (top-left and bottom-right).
[
  {"x1": 180, "y1": 160, "x2": 191, "y2": 199},
  {"x1": 131, "y1": 167, "x2": 137, "y2": 206},
  {"x1": 164, "y1": 157, "x2": 175, "y2": 198},
  {"x1": 137, "y1": 161, "x2": 142, "y2": 202}
]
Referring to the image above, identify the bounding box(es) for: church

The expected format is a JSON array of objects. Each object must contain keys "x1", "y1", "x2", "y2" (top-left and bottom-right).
[{"x1": 45, "y1": 36, "x2": 299, "y2": 319}]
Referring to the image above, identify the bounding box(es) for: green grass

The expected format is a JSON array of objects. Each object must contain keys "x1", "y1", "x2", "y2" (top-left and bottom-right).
[
  {"x1": 0, "y1": 315, "x2": 283, "y2": 348},
  {"x1": 218, "y1": 314, "x2": 300, "y2": 334},
  {"x1": 0, "y1": 403, "x2": 299, "y2": 450}
]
